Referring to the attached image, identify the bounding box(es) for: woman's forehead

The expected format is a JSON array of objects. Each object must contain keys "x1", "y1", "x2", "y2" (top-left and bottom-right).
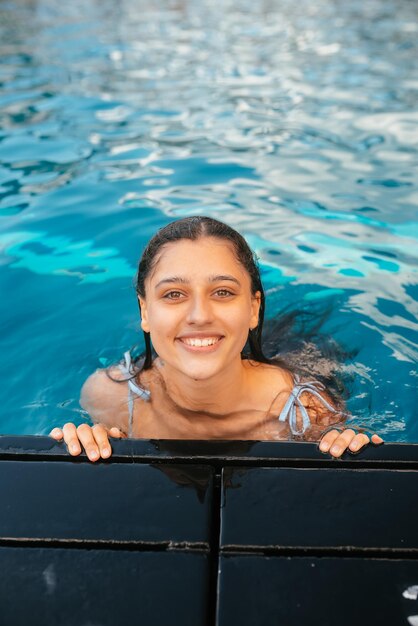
[{"x1": 148, "y1": 237, "x2": 249, "y2": 282}]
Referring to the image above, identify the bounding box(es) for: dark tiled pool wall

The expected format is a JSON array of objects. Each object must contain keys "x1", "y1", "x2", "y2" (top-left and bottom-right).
[{"x1": 1, "y1": 436, "x2": 418, "y2": 626}]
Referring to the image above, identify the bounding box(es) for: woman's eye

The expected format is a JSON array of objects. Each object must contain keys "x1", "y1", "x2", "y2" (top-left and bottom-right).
[
  {"x1": 215, "y1": 289, "x2": 233, "y2": 297},
  {"x1": 163, "y1": 291, "x2": 184, "y2": 300}
]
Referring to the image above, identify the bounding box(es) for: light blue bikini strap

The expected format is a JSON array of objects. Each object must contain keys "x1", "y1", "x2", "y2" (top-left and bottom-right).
[
  {"x1": 278, "y1": 375, "x2": 338, "y2": 436},
  {"x1": 118, "y1": 351, "x2": 151, "y2": 438}
]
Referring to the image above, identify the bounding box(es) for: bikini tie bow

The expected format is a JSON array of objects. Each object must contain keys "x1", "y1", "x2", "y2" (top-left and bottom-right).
[{"x1": 278, "y1": 377, "x2": 337, "y2": 436}]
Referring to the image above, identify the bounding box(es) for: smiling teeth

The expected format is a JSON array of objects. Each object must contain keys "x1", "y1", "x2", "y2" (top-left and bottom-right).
[{"x1": 182, "y1": 337, "x2": 220, "y2": 347}]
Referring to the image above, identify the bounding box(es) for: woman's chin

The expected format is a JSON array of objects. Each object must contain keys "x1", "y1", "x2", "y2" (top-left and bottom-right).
[
  {"x1": 174, "y1": 359, "x2": 227, "y2": 383},
  {"x1": 158, "y1": 346, "x2": 243, "y2": 383},
  {"x1": 183, "y1": 367, "x2": 222, "y2": 382}
]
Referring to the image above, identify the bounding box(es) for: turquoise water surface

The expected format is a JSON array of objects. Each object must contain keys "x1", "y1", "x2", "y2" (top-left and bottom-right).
[{"x1": 0, "y1": 0, "x2": 417, "y2": 440}]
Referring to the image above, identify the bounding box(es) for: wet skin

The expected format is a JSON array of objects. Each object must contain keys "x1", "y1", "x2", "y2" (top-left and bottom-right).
[{"x1": 50, "y1": 237, "x2": 383, "y2": 460}]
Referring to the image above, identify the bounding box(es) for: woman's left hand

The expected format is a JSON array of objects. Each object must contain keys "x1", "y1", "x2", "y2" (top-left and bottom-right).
[{"x1": 319, "y1": 428, "x2": 384, "y2": 458}]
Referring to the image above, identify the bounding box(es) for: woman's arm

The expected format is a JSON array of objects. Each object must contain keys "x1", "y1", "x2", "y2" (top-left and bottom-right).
[
  {"x1": 319, "y1": 428, "x2": 383, "y2": 457},
  {"x1": 300, "y1": 388, "x2": 384, "y2": 457},
  {"x1": 50, "y1": 368, "x2": 130, "y2": 462}
]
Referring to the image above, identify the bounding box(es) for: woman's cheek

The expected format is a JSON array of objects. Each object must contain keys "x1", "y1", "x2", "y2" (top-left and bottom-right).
[
  {"x1": 228, "y1": 311, "x2": 252, "y2": 350},
  {"x1": 144, "y1": 308, "x2": 171, "y2": 353}
]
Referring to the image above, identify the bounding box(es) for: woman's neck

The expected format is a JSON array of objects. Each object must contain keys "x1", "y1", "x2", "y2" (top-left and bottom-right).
[
  {"x1": 154, "y1": 357, "x2": 250, "y2": 417},
  {"x1": 138, "y1": 358, "x2": 294, "y2": 440}
]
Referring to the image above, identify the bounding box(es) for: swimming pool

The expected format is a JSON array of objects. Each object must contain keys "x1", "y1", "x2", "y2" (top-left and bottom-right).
[{"x1": 0, "y1": 0, "x2": 416, "y2": 441}]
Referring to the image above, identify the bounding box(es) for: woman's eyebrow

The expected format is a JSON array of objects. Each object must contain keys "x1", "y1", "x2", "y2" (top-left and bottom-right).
[
  {"x1": 155, "y1": 274, "x2": 241, "y2": 289},
  {"x1": 155, "y1": 276, "x2": 189, "y2": 289},
  {"x1": 209, "y1": 274, "x2": 241, "y2": 286}
]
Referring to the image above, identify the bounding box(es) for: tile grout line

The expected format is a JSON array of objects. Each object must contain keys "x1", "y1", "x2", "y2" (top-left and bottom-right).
[{"x1": 207, "y1": 469, "x2": 222, "y2": 626}]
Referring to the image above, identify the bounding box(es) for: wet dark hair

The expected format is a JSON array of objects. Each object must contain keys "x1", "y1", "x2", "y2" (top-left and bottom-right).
[
  {"x1": 111, "y1": 215, "x2": 350, "y2": 420},
  {"x1": 136, "y1": 215, "x2": 274, "y2": 370}
]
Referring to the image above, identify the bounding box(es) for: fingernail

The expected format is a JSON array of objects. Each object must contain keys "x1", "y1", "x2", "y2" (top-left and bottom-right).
[
  {"x1": 351, "y1": 443, "x2": 359, "y2": 451},
  {"x1": 70, "y1": 444, "x2": 79, "y2": 454},
  {"x1": 330, "y1": 445, "x2": 340, "y2": 455},
  {"x1": 319, "y1": 441, "x2": 330, "y2": 452},
  {"x1": 102, "y1": 448, "x2": 110, "y2": 458},
  {"x1": 89, "y1": 450, "x2": 99, "y2": 461}
]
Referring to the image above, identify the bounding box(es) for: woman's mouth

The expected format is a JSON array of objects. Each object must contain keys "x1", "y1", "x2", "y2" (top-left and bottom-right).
[{"x1": 177, "y1": 336, "x2": 223, "y2": 351}]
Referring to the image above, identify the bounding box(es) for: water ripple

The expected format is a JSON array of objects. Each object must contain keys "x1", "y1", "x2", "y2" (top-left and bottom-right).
[{"x1": 0, "y1": 0, "x2": 417, "y2": 439}]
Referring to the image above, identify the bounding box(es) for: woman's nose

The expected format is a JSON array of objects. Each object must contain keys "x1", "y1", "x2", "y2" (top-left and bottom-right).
[{"x1": 185, "y1": 295, "x2": 213, "y2": 325}]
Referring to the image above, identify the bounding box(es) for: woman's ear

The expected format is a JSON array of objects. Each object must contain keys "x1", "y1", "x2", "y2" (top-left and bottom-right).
[
  {"x1": 138, "y1": 296, "x2": 150, "y2": 333},
  {"x1": 250, "y1": 291, "x2": 261, "y2": 330}
]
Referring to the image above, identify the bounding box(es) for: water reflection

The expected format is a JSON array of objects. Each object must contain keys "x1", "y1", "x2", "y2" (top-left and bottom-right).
[{"x1": 0, "y1": 0, "x2": 416, "y2": 439}]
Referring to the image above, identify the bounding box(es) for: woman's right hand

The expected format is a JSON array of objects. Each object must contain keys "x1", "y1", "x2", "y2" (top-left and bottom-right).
[{"x1": 49, "y1": 423, "x2": 126, "y2": 462}]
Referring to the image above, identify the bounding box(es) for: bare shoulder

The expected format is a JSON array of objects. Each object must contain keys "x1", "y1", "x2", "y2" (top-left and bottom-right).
[
  {"x1": 245, "y1": 360, "x2": 295, "y2": 410},
  {"x1": 298, "y1": 384, "x2": 340, "y2": 422},
  {"x1": 80, "y1": 367, "x2": 130, "y2": 432}
]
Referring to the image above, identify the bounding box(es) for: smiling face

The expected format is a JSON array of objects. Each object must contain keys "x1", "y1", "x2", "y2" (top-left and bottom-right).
[{"x1": 138, "y1": 237, "x2": 261, "y2": 383}]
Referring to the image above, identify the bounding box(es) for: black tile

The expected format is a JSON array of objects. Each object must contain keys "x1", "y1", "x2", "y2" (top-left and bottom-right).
[
  {"x1": 0, "y1": 461, "x2": 213, "y2": 544},
  {"x1": 217, "y1": 555, "x2": 418, "y2": 626},
  {"x1": 0, "y1": 547, "x2": 209, "y2": 626},
  {"x1": 221, "y1": 467, "x2": 418, "y2": 549}
]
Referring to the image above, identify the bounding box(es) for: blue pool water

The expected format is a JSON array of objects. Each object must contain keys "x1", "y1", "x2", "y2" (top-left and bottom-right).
[{"x1": 0, "y1": 0, "x2": 417, "y2": 441}]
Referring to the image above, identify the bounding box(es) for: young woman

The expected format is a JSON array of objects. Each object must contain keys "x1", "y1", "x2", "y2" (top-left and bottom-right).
[{"x1": 50, "y1": 216, "x2": 383, "y2": 460}]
